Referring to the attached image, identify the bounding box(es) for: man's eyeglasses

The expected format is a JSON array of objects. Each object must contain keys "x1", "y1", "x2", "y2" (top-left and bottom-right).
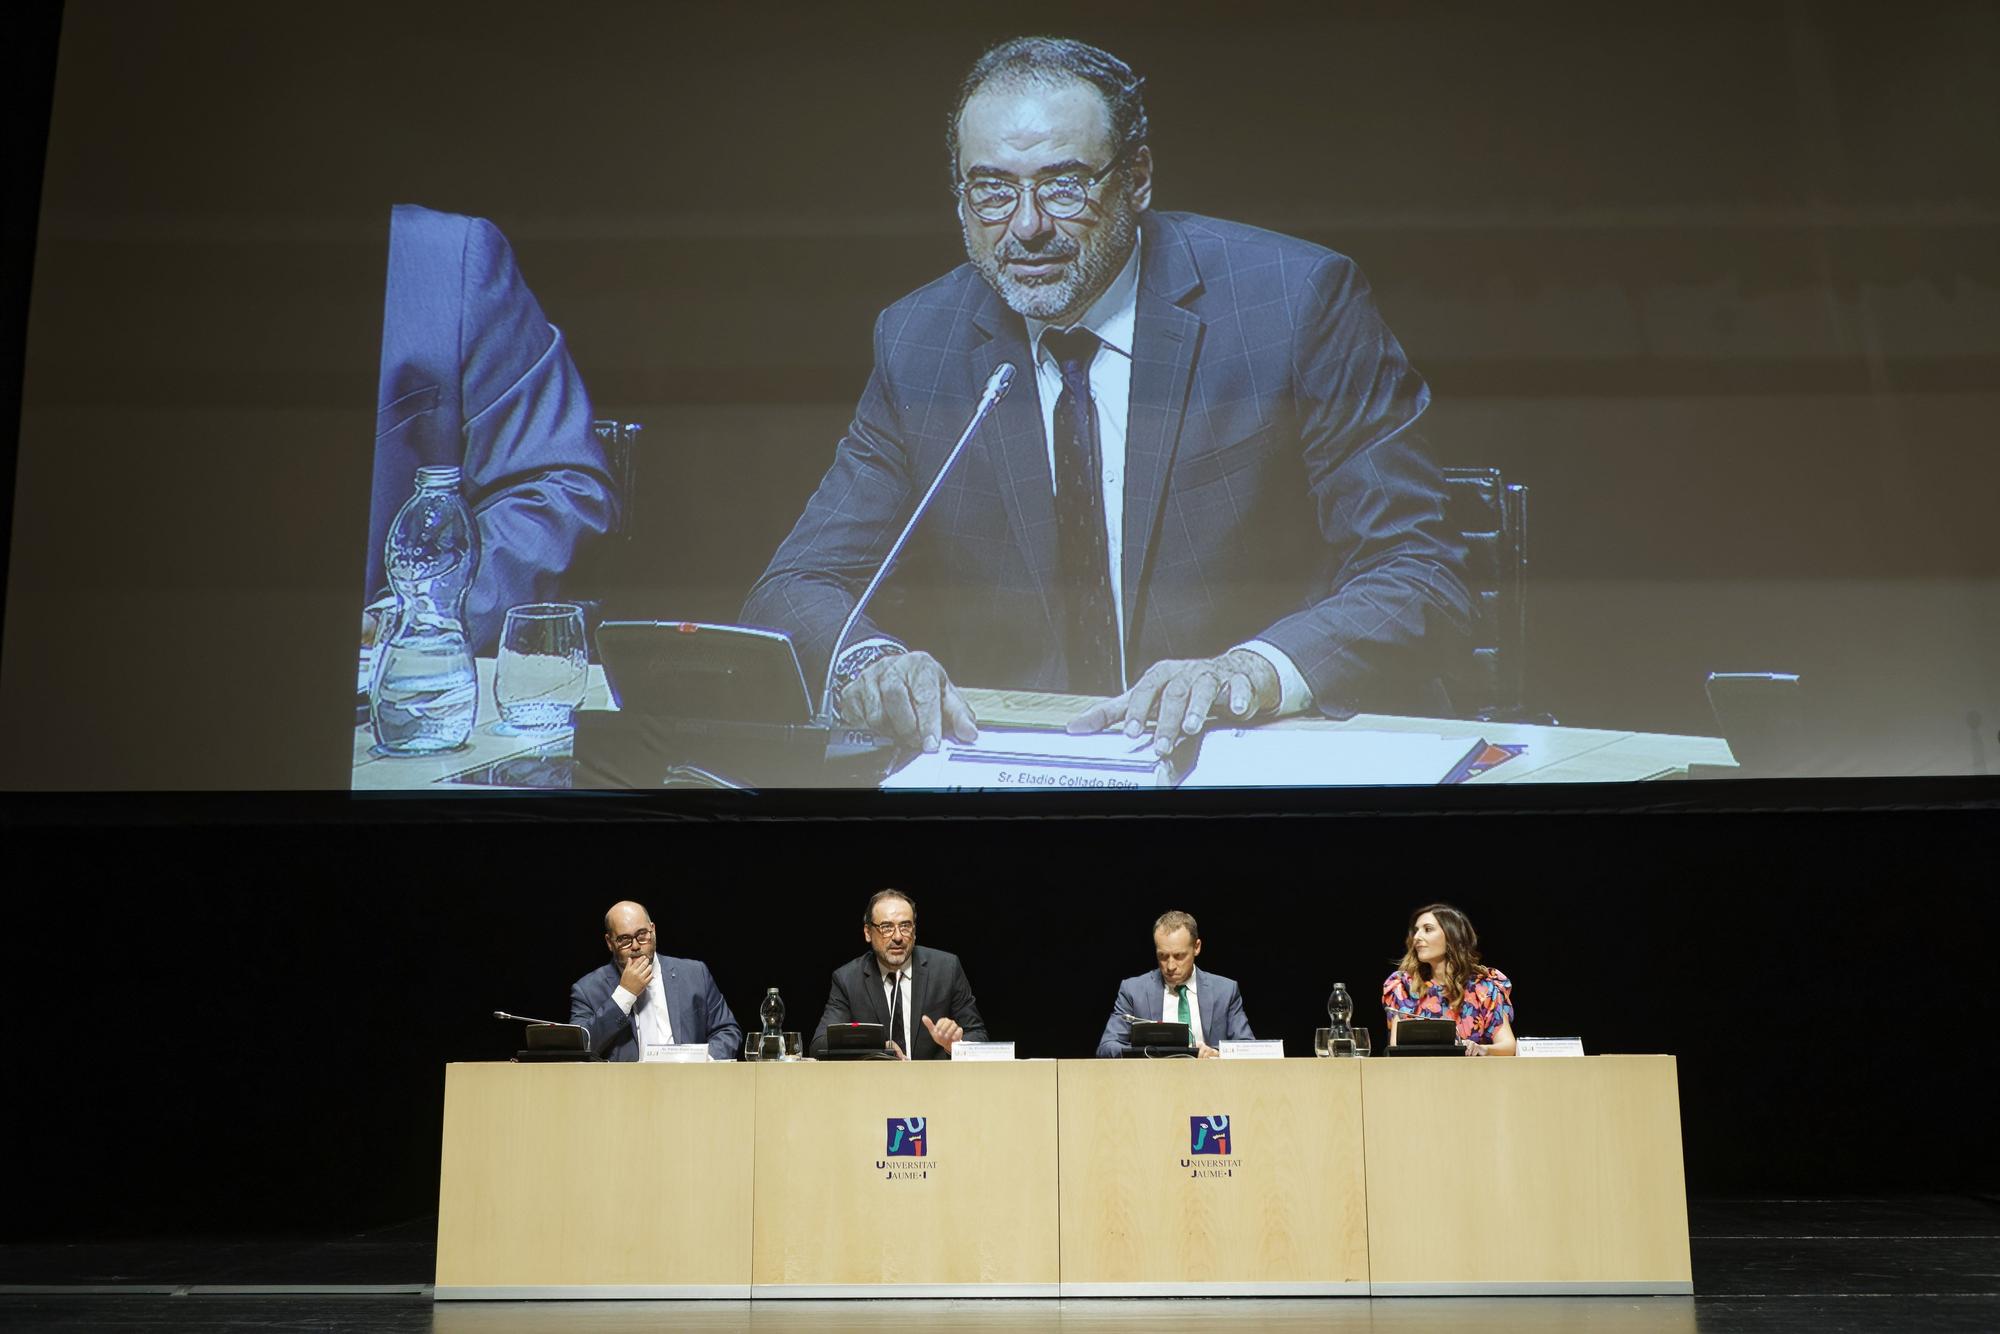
[
  {"x1": 868, "y1": 921, "x2": 916, "y2": 939},
  {"x1": 610, "y1": 927, "x2": 655, "y2": 950},
  {"x1": 958, "y1": 146, "x2": 1130, "y2": 224}
]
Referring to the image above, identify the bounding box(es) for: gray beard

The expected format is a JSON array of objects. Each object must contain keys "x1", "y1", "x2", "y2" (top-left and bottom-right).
[{"x1": 964, "y1": 201, "x2": 1141, "y2": 325}]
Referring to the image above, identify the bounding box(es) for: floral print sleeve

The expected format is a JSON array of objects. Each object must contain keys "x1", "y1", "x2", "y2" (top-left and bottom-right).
[
  {"x1": 1383, "y1": 967, "x2": 1514, "y2": 1043},
  {"x1": 1462, "y1": 969, "x2": 1514, "y2": 1043},
  {"x1": 1382, "y1": 971, "x2": 1422, "y2": 1020}
]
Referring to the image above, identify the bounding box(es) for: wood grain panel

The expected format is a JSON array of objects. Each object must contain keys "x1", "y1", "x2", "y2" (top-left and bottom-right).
[
  {"x1": 751, "y1": 1061, "x2": 1059, "y2": 1287},
  {"x1": 435, "y1": 1062, "x2": 753, "y2": 1289},
  {"x1": 1362, "y1": 1055, "x2": 1692, "y2": 1287},
  {"x1": 1057, "y1": 1059, "x2": 1369, "y2": 1287}
]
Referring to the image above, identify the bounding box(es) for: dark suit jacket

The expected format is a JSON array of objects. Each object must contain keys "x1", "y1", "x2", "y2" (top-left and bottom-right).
[
  {"x1": 1094, "y1": 966, "x2": 1255, "y2": 1057},
  {"x1": 370, "y1": 203, "x2": 617, "y2": 655},
  {"x1": 568, "y1": 954, "x2": 743, "y2": 1062},
  {"x1": 742, "y1": 210, "x2": 1472, "y2": 716},
  {"x1": 808, "y1": 946, "x2": 988, "y2": 1061}
]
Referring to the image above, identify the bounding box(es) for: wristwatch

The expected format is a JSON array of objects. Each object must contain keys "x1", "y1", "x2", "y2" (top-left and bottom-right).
[{"x1": 831, "y1": 641, "x2": 908, "y2": 699}]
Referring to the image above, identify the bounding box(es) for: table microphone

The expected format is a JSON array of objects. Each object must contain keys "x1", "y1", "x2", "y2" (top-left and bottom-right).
[
  {"x1": 493, "y1": 1009, "x2": 574, "y2": 1028},
  {"x1": 816, "y1": 362, "x2": 1018, "y2": 724}
]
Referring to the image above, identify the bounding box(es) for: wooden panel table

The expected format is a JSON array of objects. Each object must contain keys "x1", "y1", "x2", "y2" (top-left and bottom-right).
[
  {"x1": 432, "y1": 1056, "x2": 1690, "y2": 1300},
  {"x1": 749, "y1": 1060, "x2": 1060, "y2": 1296},
  {"x1": 434, "y1": 1062, "x2": 755, "y2": 1299},
  {"x1": 1056, "y1": 1059, "x2": 1370, "y2": 1296},
  {"x1": 1361, "y1": 1055, "x2": 1693, "y2": 1295}
]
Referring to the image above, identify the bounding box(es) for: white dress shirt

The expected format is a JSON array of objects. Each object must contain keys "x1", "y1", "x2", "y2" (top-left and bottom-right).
[
  {"x1": 1024, "y1": 234, "x2": 1311, "y2": 712},
  {"x1": 1162, "y1": 973, "x2": 1204, "y2": 1049},
  {"x1": 613, "y1": 957, "x2": 674, "y2": 1047},
  {"x1": 881, "y1": 966, "x2": 913, "y2": 1055}
]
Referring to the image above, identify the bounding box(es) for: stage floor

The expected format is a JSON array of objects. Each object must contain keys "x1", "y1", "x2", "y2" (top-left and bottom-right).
[{"x1": 2, "y1": 1196, "x2": 1995, "y2": 1332}]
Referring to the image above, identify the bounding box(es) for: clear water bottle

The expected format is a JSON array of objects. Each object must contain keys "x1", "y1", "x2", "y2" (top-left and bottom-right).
[
  {"x1": 370, "y1": 466, "x2": 481, "y2": 754},
  {"x1": 1327, "y1": 982, "x2": 1355, "y2": 1054},
  {"x1": 757, "y1": 988, "x2": 785, "y2": 1060}
]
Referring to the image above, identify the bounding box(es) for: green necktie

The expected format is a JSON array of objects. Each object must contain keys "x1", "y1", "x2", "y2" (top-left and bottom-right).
[{"x1": 1177, "y1": 984, "x2": 1191, "y2": 1027}]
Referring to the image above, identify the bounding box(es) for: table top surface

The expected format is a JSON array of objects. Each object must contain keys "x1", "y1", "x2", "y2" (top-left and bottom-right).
[
  {"x1": 448, "y1": 1053, "x2": 1673, "y2": 1069},
  {"x1": 353, "y1": 662, "x2": 1733, "y2": 791}
]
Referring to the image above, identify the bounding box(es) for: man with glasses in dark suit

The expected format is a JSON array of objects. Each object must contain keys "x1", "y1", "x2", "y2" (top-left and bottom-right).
[
  {"x1": 809, "y1": 890, "x2": 988, "y2": 1060},
  {"x1": 569, "y1": 901, "x2": 742, "y2": 1061},
  {"x1": 744, "y1": 36, "x2": 1471, "y2": 756}
]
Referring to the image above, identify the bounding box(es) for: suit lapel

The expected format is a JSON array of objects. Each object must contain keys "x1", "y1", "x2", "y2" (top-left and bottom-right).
[
  {"x1": 660, "y1": 958, "x2": 690, "y2": 1044},
  {"x1": 966, "y1": 287, "x2": 1061, "y2": 639},
  {"x1": 861, "y1": 955, "x2": 891, "y2": 1028},
  {"x1": 1122, "y1": 218, "x2": 1205, "y2": 654},
  {"x1": 1195, "y1": 968, "x2": 1224, "y2": 1044},
  {"x1": 606, "y1": 963, "x2": 640, "y2": 1057},
  {"x1": 908, "y1": 948, "x2": 931, "y2": 1058}
]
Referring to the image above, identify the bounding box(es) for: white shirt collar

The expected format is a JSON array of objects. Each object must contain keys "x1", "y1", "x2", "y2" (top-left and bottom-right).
[{"x1": 1026, "y1": 228, "x2": 1142, "y2": 363}]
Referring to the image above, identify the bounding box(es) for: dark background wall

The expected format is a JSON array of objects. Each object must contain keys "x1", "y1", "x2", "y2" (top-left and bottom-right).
[
  {"x1": 3, "y1": 809, "x2": 1995, "y2": 1242},
  {"x1": 5, "y1": 1, "x2": 1998, "y2": 789}
]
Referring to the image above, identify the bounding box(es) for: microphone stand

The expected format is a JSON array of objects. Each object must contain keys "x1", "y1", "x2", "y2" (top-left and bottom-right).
[{"x1": 816, "y1": 362, "x2": 1018, "y2": 725}]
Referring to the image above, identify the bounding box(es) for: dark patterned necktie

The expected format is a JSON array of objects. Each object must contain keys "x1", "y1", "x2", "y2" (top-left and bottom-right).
[
  {"x1": 1043, "y1": 327, "x2": 1120, "y2": 697},
  {"x1": 886, "y1": 970, "x2": 903, "y2": 1055}
]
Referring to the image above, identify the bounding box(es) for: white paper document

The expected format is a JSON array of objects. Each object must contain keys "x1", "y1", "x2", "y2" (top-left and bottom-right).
[
  {"x1": 881, "y1": 726, "x2": 1500, "y2": 791},
  {"x1": 642, "y1": 1043, "x2": 712, "y2": 1063},
  {"x1": 1188, "y1": 728, "x2": 1487, "y2": 788},
  {"x1": 1218, "y1": 1040, "x2": 1285, "y2": 1060},
  {"x1": 1517, "y1": 1037, "x2": 1586, "y2": 1058},
  {"x1": 881, "y1": 729, "x2": 1165, "y2": 791},
  {"x1": 949, "y1": 1041, "x2": 1017, "y2": 1061}
]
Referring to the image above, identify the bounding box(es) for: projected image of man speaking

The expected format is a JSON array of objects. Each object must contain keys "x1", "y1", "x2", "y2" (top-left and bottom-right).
[{"x1": 744, "y1": 36, "x2": 1473, "y2": 755}]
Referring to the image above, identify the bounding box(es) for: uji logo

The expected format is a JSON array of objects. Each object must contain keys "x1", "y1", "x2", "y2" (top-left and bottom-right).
[
  {"x1": 886, "y1": 1116, "x2": 927, "y2": 1157},
  {"x1": 1190, "y1": 1114, "x2": 1230, "y2": 1155}
]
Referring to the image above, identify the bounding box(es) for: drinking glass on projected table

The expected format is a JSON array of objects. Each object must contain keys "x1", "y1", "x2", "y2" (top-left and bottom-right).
[{"x1": 495, "y1": 603, "x2": 587, "y2": 731}]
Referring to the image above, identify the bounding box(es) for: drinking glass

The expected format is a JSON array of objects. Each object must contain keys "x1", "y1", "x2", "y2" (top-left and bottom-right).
[
  {"x1": 495, "y1": 603, "x2": 587, "y2": 731},
  {"x1": 1314, "y1": 1026, "x2": 1333, "y2": 1057},
  {"x1": 1352, "y1": 1028, "x2": 1373, "y2": 1058},
  {"x1": 781, "y1": 1032, "x2": 804, "y2": 1061}
]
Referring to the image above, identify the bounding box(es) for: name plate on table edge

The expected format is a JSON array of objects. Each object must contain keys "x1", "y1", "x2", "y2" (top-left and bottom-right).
[
  {"x1": 1517, "y1": 1036, "x2": 1586, "y2": 1057},
  {"x1": 642, "y1": 1043, "x2": 712, "y2": 1063},
  {"x1": 1218, "y1": 1040, "x2": 1285, "y2": 1059},
  {"x1": 949, "y1": 1040, "x2": 1016, "y2": 1061}
]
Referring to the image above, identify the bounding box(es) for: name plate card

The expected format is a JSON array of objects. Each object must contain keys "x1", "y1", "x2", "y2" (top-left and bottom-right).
[
  {"x1": 1218, "y1": 1040, "x2": 1285, "y2": 1060},
  {"x1": 949, "y1": 1041, "x2": 1017, "y2": 1061},
  {"x1": 642, "y1": 1042, "x2": 712, "y2": 1063},
  {"x1": 1517, "y1": 1037, "x2": 1585, "y2": 1057}
]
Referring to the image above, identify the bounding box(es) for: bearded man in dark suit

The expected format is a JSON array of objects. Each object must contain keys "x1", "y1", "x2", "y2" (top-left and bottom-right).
[
  {"x1": 809, "y1": 890, "x2": 987, "y2": 1061},
  {"x1": 744, "y1": 36, "x2": 1471, "y2": 756}
]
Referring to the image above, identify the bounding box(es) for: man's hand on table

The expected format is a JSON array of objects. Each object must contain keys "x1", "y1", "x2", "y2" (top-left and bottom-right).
[
  {"x1": 922, "y1": 1014, "x2": 964, "y2": 1053},
  {"x1": 837, "y1": 650, "x2": 979, "y2": 753},
  {"x1": 1196, "y1": 1042, "x2": 1221, "y2": 1059},
  {"x1": 1065, "y1": 649, "x2": 1282, "y2": 757}
]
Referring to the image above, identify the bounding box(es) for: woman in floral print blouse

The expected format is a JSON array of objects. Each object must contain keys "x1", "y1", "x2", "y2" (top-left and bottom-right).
[{"x1": 1382, "y1": 903, "x2": 1516, "y2": 1056}]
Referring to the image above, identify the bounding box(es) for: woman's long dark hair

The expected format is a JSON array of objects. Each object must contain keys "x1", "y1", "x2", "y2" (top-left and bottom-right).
[{"x1": 1395, "y1": 902, "x2": 1485, "y2": 1004}]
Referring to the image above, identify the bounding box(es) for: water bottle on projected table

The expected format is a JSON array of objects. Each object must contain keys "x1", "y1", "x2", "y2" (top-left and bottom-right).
[{"x1": 370, "y1": 465, "x2": 481, "y2": 754}]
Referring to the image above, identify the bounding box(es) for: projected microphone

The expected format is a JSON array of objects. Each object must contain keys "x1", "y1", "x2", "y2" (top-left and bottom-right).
[{"x1": 816, "y1": 362, "x2": 1018, "y2": 723}]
